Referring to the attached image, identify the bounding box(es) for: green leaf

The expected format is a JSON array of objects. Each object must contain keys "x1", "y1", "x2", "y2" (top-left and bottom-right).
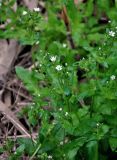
[
  {"x1": 16, "y1": 67, "x2": 32, "y2": 82},
  {"x1": 97, "y1": 125, "x2": 109, "y2": 140},
  {"x1": 67, "y1": 148, "x2": 78, "y2": 160},
  {"x1": 18, "y1": 138, "x2": 35, "y2": 155},
  {"x1": 86, "y1": 141, "x2": 98, "y2": 160},
  {"x1": 16, "y1": 66, "x2": 38, "y2": 93},
  {"x1": 0, "y1": 147, "x2": 4, "y2": 154},
  {"x1": 64, "y1": 137, "x2": 87, "y2": 159},
  {"x1": 109, "y1": 137, "x2": 117, "y2": 151},
  {"x1": 15, "y1": 144, "x2": 25, "y2": 155}
]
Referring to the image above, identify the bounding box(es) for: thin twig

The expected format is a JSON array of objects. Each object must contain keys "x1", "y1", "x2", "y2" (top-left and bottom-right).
[
  {"x1": 0, "y1": 133, "x2": 38, "y2": 139},
  {"x1": 5, "y1": 86, "x2": 32, "y2": 101},
  {"x1": 61, "y1": 6, "x2": 76, "y2": 49},
  {"x1": 0, "y1": 100, "x2": 30, "y2": 137}
]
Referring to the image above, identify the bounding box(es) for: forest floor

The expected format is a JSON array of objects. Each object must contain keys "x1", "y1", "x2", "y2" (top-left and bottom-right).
[{"x1": 0, "y1": 1, "x2": 40, "y2": 159}]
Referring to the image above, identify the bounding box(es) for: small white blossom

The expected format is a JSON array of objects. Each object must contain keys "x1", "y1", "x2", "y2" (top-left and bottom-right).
[
  {"x1": 48, "y1": 155, "x2": 53, "y2": 159},
  {"x1": 38, "y1": 94, "x2": 40, "y2": 97},
  {"x1": 65, "y1": 112, "x2": 68, "y2": 116},
  {"x1": 39, "y1": 64, "x2": 42, "y2": 67},
  {"x1": 50, "y1": 56, "x2": 56, "y2": 62},
  {"x1": 96, "y1": 123, "x2": 100, "y2": 127},
  {"x1": 60, "y1": 141, "x2": 64, "y2": 145},
  {"x1": 65, "y1": 137, "x2": 69, "y2": 143},
  {"x1": 63, "y1": 43, "x2": 67, "y2": 48},
  {"x1": 52, "y1": 121, "x2": 56, "y2": 125},
  {"x1": 22, "y1": 11, "x2": 27, "y2": 15},
  {"x1": 65, "y1": 63, "x2": 67, "y2": 66},
  {"x1": 108, "y1": 20, "x2": 111, "y2": 23},
  {"x1": 110, "y1": 75, "x2": 116, "y2": 80},
  {"x1": 34, "y1": 7, "x2": 40, "y2": 12},
  {"x1": 56, "y1": 65, "x2": 62, "y2": 71},
  {"x1": 109, "y1": 31, "x2": 115, "y2": 37},
  {"x1": 35, "y1": 69, "x2": 38, "y2": 72},
  {"x1": 59, "y1": 108, "x2": 62, "y2": 111},
  {"x1": 36, "y1": 41, "x2": 39, "y2": 44}
]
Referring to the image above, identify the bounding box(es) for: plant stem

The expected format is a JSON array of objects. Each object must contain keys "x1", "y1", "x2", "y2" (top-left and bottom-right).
[{"x1": 29, "y1": 144, "x2": 41, "y2": 160}]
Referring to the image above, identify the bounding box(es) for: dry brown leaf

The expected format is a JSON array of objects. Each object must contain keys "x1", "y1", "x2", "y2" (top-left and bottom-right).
[
  {"x1": 3, "y1": 90, "x2": 11, "y2": 107},
  {"x1": 0, "y1": 40, "x2": 18, "y2": 76},
  {"x1": 0, "y1": 39, "x2": 20, "y2": 97},
  {"x1": 23, "y1": 0, "x2": 38, "y2": 10},
  {"x1": 74, "y1": 0, "x2": 83, "y2": 5},
  {"x1": 0, "y1": 39, "x2": 31, "y2": 137}
]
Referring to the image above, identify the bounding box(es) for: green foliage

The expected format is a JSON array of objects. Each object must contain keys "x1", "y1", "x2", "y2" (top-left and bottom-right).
[{"x1": 0, "y1": 0, "x2": 117, "y2": 159}]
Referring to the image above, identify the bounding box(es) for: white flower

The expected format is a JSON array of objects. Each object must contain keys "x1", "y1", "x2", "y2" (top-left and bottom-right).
[
  {"x1": 35, "y1": 69, "x2": 38, "y2": 72},
  {"x1": 48, "y1": 155, "x2": 52, "y2": 159},
  {"x1": 52, "y1": 121, "x2": 56, "y2": 125},
  {"x1": 96, "y1": 123, "x2": 99, "y2": 127},
  {"x1": 109, "y1": 31, "x2": 115, "y2": 37},
  {"x1": 22, "y1": 11, "x2": 27, "y2": 15},
  {"x1": 65, "y1": 137, "x2": 69, "y2": 143},
  {"x1": 34, "y1": 7, "x2": 40, "y2": 12},
  {"x1": 50, "y1": 56, "x2": 56, "y2": 62},
  {"x1": 60, "y1": 141, "x2": 64, "y2": 145},
  {"x1": 38, "y1": 94, "x2": 40, "y2": 97},
  {"x1": 63, "y1": 43, "x2": 67, "y2": 48},
  {"x1": 65, "y1": 112, "x2": 68, "y2": 116},
  {"x1": 59, "y1": 108, "x2": 62, "y2": 111},
  {"x1": 36, "y1": 41, "x2": 39, "y2": 44},
  {"x1": 56, "y1": 65, "x2": 62, "y2": 71},
  {"x1": 108, "y1": 20, "x2": 111, "y2": 23},
  {"x1": 110, "y1": 75, "x2": 116, "y2": 80}
]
